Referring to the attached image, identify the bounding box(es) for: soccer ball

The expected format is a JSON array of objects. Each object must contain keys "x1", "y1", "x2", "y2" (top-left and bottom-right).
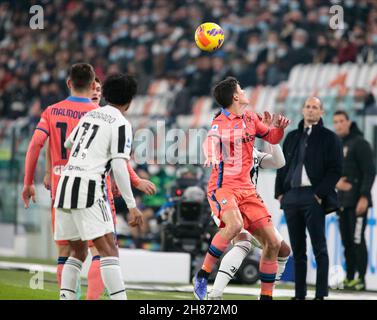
[{"x1": 194, "y1": 22, "x2": 224, "y2": 52}]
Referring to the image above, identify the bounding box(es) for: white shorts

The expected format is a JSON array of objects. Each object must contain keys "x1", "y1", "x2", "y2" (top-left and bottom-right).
[{"x1": 54, "y1": 198, "x2": 115, "y2": 242}]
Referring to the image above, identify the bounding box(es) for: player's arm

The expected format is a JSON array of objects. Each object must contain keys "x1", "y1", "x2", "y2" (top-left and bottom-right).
[
  {"x1": 22, "y1": 110, "x2": 50, "y2": 208},
  {"x1": 255, "y1": 112, "x2": 289, "y2": 145},
  {"x1": 43, "y1": 141, "x2": 51, "y2": 191},
  {"x1": 258, "y1": 144, "x2": 286, "y2": 169},
  {"x1": 111, "y1": 121, "x2": 143, "y2": 227}
]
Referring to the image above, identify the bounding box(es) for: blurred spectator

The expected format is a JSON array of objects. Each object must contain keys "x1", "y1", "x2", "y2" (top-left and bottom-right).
[
  {"x1": 358, "y1": 32, "x2": 377, "y2": 64},
  {"x1": 186, "y1": 55, "x2": 213, "y2": 97},
  {"x1": 313, "y1": 35, "x2": 337, "y2": 63},
  {"x1": 1, "y1": 0, "x2": 377, "y2": 119},
  {"x1": 354, "y1": 88, "x2": 377, "y2": 115},
  {"x1": 337, "y1": 36, "x2": 358, "y2": 64},
  {"x1": 286, "y1": 29, "x2": 313, "y2": 71}
]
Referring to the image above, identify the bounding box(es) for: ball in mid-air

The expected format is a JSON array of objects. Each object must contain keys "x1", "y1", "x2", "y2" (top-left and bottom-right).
[{"x1": 195, "y1": 22, "x2": 224, "y2": 52}]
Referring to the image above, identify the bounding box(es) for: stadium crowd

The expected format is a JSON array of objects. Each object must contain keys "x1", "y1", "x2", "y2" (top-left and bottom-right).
[{"x1": 0, "y1": 0, "x2": 376, "y2": 120}]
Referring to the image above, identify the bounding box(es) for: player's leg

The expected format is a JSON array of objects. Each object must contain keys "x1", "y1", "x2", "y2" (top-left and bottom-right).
[
  {"x1": 51, "y1": 206, "x2": 71, "y2": 287},
  {"x1": 240, "y1": 190, "x2": 280, "y2": 300},
  {"x1": 194, "y1": 189, "x2": 243, "y2": 300},
  {"x1": 276, "y1": 240, "x2": 290, "y2": 281},
  {"x1": 273, "y1": 228, "x2": 291, "y2": 282},
  {"x1": 86, "y1": 242, "x2": 105, "y2": 300},
  {"x1": 54, "y1": 207, "x2": 87, "y2": 300},
  {"x1": 209, "y1": 230, "x2": 252, "y2": 299},
  {"x1": 79, "y1": 199, "x2": 126, "y2": 300},
  {"x1": 55, "y1": 242, "x2": 70, "y2": 287},
  {"x1": 92, "y1": 233, "x2": 126, "y2": 300},
  {"x1": 252, "y1": 224, "x2": 281, "y2": 299},
  {"x1": 60, "y1": 239, "x2": 88, "y2": 300}
]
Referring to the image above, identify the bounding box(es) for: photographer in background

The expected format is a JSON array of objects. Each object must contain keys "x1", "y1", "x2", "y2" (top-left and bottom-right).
[{"x1": 333, "y1": 111, "x2": 376, "y2": 291}]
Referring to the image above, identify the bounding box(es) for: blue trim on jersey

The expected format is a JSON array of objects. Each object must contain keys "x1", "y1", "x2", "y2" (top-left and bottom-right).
[
  {"x1": 221, "y1": 108, "x2": 230, "y2": 117},
  {"x1": 92, "y1": 255, "x2": 100, "y2": 261},
  {"x1": 256, "y1": 129, "x2": 270, "y2": 139},
  {"x1": 66, "y1": 96, "x2": 91, "y2": 103},
  {"x1": 210, "y1": 192, "x2": 221, "y2": 214},
  {"x1": 36, "y1": 127, "x2": 49, "y2": 136},
  {"x1": 216, "y1": 161, "x2": 224, "y2": 188}
]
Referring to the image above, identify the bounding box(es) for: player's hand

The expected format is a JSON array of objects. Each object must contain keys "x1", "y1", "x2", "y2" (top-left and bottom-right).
[
  {"x1": 136, "y1": 179, "x2": 157, "y2": 195},
  {"x1": 22, "y1": 185, "x2": 36, "y2": 209},
  {"x1": 204, "y1": 157, "x2": 220, "y2": 169},
  {"x1": 336, "y1": 177, "x2": 352, "y2": 192},
  {"x1": 356, "y1": 196, "x2": 368, "y2": 216},
  {"x1": 261, "y1": 111, "x2": 273, "y2": 127},
  {"x1": 128, "y1": 207, "x2": 143, "y2": 227},
  {"x1": 272, "y1": 114, "x2": 290, "y2": 129},
  {"x1": 43, "y1": 172, "x2": 51, "y2": 191}
]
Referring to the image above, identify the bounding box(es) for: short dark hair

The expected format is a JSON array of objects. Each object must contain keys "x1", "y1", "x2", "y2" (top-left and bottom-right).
[
  {"x1": 68, "y1": 63, "x2": 95, "y2": 91},
  {"x1": 213, "y1": 76, "x2": 239, "y2": 108},
  {"x1": 333, "y1": 110, "x2": 349, "y2": 120},
  {"x1": 95, "y1": 76, "x2": 101, "y2": 84},
  {"x1": 102, "y1": 73, "x2": 137, "y2": 106}
]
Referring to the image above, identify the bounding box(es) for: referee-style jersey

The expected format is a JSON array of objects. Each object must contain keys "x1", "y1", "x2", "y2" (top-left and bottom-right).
[{"x1": 54, "y1": 105, "x2": 132, "y2": 209}]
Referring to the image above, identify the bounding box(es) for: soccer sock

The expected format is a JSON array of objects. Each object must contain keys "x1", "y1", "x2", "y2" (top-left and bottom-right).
[
  {"x1": 57, "y1": 256, "x2": 68, "y2": 288},
  {"x1": 201, "y1": 233, "x2": 230, "y2": 275},
  {"x1": 276, "y1": 256, "x2": 289, "y2": 281},
  {"x1": 259, "y1": 259, "x2": 278, "y2": 297},
  {"x1": 100, "y1": 257, "x2": 127, "y2": 300},
  {"x1": 60, "y1": 257, "x2": 82, "y2": 300},
  {"x1": 210, "y1": 240, "x2": 251, "y2": 297},
  {"x1": 86, "y1": 255, "x2": 105, "y2": 300}
]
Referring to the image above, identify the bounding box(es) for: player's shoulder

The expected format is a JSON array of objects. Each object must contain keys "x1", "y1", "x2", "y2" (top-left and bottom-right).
[
  {"x1": 211, "y1": 110, "x2": 226, "y2": 124},
  {"x1": 243, "y1": 110, "x2": 259, "y2": 124},
  {"x1": 101, "y1": 105, "x2": 131, "y2": 126}
]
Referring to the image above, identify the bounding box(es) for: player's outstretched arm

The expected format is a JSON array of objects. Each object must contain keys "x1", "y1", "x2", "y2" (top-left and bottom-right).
[
  {"x1": 255, "y1": 112, "x2": 290, "y2": 145},
  {"x1": 258, "y1": 144, "x2": 286, "y2": 169},
  {"x1": 22, "y1": 129, "x2": 48, "y2": 208},
  {"x1": 111, "y1": 158, "x2": 143, "y2": 227}
]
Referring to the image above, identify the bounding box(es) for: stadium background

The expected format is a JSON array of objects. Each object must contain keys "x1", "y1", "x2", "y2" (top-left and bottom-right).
[{"x1": 1, "y1": 0, "x2": 377, "y2": 298}]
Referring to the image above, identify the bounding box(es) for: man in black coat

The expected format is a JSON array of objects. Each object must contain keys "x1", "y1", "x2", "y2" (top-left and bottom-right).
[
  {"x1": 333, "y1": 110, "x2": 376, "y2": 291},
  {"x1": 275, "y1": 97, "x2": 343, "y2": 300}
]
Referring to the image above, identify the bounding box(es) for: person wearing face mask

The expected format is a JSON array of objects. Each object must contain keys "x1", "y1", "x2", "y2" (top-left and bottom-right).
[
  {"x1": 358, "y1": 33, "x2": 377, "y2": 64},
  {"x1": 286, "y1": 29, "x2": 313, "y2": 72},
  {"x1": 313, "y1": 35, "x2": 337, "y2": 64}
]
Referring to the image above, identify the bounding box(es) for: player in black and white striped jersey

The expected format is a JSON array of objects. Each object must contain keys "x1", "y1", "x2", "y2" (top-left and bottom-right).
[{"x1": 54, "y1": 74, "x2": 142, "y2": 300}]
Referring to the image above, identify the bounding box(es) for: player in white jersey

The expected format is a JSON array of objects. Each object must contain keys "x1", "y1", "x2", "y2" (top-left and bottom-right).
[
  {"x1": 54, "y1": 74, "x2": 141, "y2": 300},
  {"x1": 207, "y1": 113, "x2": 291, "y2": 300}
]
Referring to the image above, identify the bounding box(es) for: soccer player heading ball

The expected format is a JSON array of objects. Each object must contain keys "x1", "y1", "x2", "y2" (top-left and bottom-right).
[{"x1": 195, "y1": 77, "x2": 290, "y2": 300}]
